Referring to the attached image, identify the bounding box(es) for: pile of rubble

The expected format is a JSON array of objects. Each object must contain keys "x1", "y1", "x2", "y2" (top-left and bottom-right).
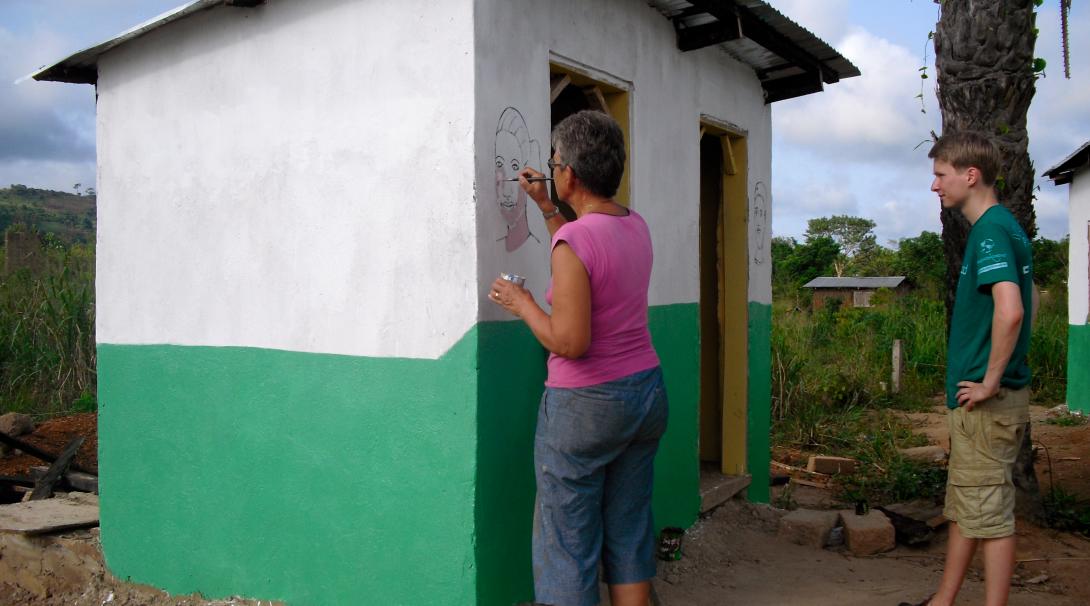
[{"x1": 774, "y1": 453, "x2": 948, "y2": 557}]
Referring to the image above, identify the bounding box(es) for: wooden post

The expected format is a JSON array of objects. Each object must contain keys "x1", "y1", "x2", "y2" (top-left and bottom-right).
[{"x1": 891, "y1": 339, "x2": 904, "y2": 394}]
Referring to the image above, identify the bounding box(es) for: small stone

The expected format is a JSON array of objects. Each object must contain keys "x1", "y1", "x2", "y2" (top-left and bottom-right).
[
  {"x1": 0, "y1": 412, "x2": 34, "y2": 437},
  {"x1": 899, "y1": 445, "x2": 947, "y2": 463},
  {"x1": 778, "y1": 509, "x2": 840, "y2": 548},
  {"x1": 1024, "y1": 574, "x2": 1049, "y2": 585},
  {"x1": 839, "y1": 510, "x2": 895, "y2": 556}
]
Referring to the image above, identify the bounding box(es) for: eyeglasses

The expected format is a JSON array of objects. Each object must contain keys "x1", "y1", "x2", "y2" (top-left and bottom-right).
[{"x1": 547, "y1": 159, "x2": 567, "y2": 173}]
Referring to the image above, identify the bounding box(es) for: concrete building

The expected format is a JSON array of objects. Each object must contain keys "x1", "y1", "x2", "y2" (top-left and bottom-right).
[
  {"x1": 803, "y1": 276, "x2": 909, "y2": 310},
  {"x1": 1045, "y1": 141, "x2": 1090, "y2": 415},
  {"x1": 33, "y1": 0, "x2": 858, "y2": 603}
]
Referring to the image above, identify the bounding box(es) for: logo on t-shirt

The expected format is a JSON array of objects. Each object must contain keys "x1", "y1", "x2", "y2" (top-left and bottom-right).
[{"x1": 980, "y1": 238, "x2": 995, "y2": 254}]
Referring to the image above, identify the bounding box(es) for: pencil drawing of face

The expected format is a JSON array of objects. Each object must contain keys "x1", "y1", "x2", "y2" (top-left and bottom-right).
[{"x1": 494, "y1": 107, "x2": 540, "y2": 252}]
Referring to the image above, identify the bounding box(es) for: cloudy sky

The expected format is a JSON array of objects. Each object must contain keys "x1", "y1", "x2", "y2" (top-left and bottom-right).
[{"x1": 1, "y1": 0, "x2": 1086, "y2": 243}]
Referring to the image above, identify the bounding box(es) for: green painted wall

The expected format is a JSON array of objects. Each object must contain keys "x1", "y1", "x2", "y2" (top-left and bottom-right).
[
  {"x1": 1069, "y1": 324, "x2": 1090, "y2": 415},
  {"x1": 474, "y1": 321, "x2": 546, "y2": 606},
  {"x1": 99, "y1": 304, "x2": 708, "y2": 606},
  {"x1": 746, "y1": 302, "x2": 772, "y2": 503},
  {"x1": 97, "y1": 337, "x2": 480, "y2": 606},
  {"x1": 473, "y1": 304, "x2": 701, "y2": 605},
  {"x1": 647, "y1": 304, "x2": 702, "y2": 527}
]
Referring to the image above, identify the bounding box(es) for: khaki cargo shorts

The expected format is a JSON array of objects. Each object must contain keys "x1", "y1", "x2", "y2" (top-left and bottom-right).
[{"x1": 943, "y1": 386, "x2": 1030, "y2": 539}]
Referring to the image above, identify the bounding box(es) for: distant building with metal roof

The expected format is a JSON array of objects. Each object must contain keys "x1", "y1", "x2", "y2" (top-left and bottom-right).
[
  {"x1": 803, "y1": 276, "x2": 908, "y2": 309},
  {"x1": 804, "y1": 276, "x2": 907, "y2": 289}
]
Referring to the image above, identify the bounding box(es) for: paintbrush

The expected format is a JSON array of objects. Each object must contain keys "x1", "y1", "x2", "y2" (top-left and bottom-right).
[{"x1": 504, "y1": 177, "x2": 553, "y2": 182}]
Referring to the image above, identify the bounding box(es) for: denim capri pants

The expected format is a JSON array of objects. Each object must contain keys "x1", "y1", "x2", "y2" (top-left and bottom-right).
[{"x1": 532, "y1": 366, "x2": 669, "y2": 606}]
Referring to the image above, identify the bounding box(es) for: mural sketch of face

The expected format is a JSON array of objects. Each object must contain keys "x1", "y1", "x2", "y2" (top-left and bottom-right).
[{"x1": 494, "y1": 107, "x2": 541, "y2": 252}]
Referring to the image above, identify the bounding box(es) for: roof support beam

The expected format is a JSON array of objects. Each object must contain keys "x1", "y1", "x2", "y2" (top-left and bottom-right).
[
  {"x1": 677, "y1": 21, "x2": 742, "y2": 52},
  {"x1": 734, "y1": 5, "x2": 836, "y2": 84},
  {"x1": 762, "y1": 70, "x2": 823, "y2": 104},
  {"x1": 675, "y1": 0, "x2": 836, "y2": 85},
  {"x1": 675, "y1": 0, "x2": 741, "y2": 52}
]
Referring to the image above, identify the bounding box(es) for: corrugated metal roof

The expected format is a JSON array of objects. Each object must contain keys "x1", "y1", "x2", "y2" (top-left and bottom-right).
[
  {"x1": 30, "y1": 0, "x2": 858, "y2": 97},
  {"x1": 803, "y1": 276, "x2": 906, "y2": 289},
  {"x1": 648, "y1": 0, "x2": 861, "y2": 101},
  {"x1": 27, "y1": 0, "x2": 232, "y2": 84},
  {"x1": 1043, "y1": 141, "x2": 1090, "y2": 186}
]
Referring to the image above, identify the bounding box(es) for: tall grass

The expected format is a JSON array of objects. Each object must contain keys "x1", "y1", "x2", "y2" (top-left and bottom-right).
[
  {"x1": 0, "y1": 241, "x2": 96, "y2": 418},
  {"x1": 772, "y1": 292, "x2": 1068, "y2": 504},
  {"x1": 773, "y1": 292, "x2": 1069, "y2": 434},
  {"x1": 1029, "y1": 290, "x2": 1068, "y2": 403},
  {"x1": 772, "y1": 294, "x2": 946, "y2": 429}
]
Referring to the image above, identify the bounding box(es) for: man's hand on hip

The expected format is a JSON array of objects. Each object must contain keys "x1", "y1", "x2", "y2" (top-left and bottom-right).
[{"x1": 955, "y1": 380, "x2": 999, "y2": 411}]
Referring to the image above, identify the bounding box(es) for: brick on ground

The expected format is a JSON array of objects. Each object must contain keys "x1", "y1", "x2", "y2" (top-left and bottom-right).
[
  {"x1": 899, "y1": 445, "x2": 947, "y2": 463},
  {"x1": 806, "y1": 455, "x2": 857, "y2": 475},
  {"x1": 839, "y1": 510, "x2": 895, "y2": 556},
  {"x1": 778, "y1": 509, "x2": 839, "y2": 548}
]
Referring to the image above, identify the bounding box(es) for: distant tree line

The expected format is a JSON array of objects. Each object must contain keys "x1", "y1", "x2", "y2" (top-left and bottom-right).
[{"x1": 773, "y1": 215, "x2": 1069, "y2": 301}]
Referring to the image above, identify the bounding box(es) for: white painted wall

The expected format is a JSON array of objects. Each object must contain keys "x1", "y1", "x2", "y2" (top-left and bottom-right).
[
  {"x1": 1069, "y1": 169, "x2": 1090, "y2": 325},
  {"x1": 96, "y1": 0, "x2": 477, "y2": 359},
  {"x1": 473, "y1": 0, "x2": 773, "y2": 321}
]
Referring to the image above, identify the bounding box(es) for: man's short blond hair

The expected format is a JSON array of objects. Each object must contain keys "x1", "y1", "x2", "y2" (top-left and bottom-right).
[{"x1": 928, "y1": 131, "x2": 1002, "y2": 186}]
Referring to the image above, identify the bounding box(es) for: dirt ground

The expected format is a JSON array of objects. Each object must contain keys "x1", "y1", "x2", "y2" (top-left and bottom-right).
[
  {"x1": 656, "y1": 403, "x2": 1090, "y2": 606},
  {"x1": 2, "y1": 406, "x2": 1088, "y2": 605},
  {"x1": 0, "y1": 412, "x2": 98, "y2": 477}
]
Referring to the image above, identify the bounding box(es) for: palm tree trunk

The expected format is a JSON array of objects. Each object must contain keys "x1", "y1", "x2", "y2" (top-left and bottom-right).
[{"x1": 935, "y1": 0, "x2": 1043, "y2": 520}]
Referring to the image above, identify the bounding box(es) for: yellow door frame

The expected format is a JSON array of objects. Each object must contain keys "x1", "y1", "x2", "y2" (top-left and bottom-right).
[{"x1": 698, "y1": 122, "x2": 749, "y2": 476}]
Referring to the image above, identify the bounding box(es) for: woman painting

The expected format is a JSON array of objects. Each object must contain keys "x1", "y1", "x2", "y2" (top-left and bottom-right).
[{"x1": 489, "y1": 110, "x2": 667, "y2": 606}]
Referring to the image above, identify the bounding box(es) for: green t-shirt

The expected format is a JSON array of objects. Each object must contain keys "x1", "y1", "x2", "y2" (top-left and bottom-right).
[{"x1": 946, "y1": 205, "x2": 1033, "y2": 409}]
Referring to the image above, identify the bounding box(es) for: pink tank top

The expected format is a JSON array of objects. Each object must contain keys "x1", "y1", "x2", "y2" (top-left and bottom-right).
[{"x1": 544, "y1": 210, "x2": 660, "y2": 388}]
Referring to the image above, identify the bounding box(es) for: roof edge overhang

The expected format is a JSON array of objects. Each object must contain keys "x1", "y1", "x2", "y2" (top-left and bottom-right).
[
  {"x1": 653, "y1": 0, "x2": 861, "y2": 104},
  {"x1": 1043, "y1": 141, "x2": 1090, "y2": 186},
  {"x1": 25, "y1": 0, "x2": 265, "y2": 85}
]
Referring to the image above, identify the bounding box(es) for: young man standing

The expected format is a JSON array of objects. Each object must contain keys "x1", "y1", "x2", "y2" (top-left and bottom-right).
[{"x1": 905, "y1": 132, "x2": 1034, "y2": 606}]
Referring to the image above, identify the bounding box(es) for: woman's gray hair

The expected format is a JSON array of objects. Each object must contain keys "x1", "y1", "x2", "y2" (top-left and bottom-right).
[{"x1": 551, "y1": 110, "x2": 626, "y2": 199}]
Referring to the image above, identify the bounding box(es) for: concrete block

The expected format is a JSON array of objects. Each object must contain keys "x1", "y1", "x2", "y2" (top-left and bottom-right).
[
  {"x1": 839, "y1": 510, "x2": 895, "y2": 556},
  {"x1": 899, "y1": 445, "x2": 947, "y2": 463},
  {"x1": 806, "y1": 455, "x2": 857, "y2": 475},
  {"x1": 778, "y1": 509, "x2": 839, "y2": 548}
]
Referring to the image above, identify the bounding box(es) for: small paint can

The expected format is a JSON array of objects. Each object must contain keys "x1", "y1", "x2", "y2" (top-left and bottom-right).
[
  {"x1": 657, "y1": 526, "x2": 684, "y2": 561},
  {"x1": 500, "y1": 273, "x2": 526, "y2": 287}
]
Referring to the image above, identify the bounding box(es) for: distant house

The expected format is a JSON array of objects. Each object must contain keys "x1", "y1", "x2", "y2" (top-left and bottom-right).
[
  {"x1": 1044, "y1": 141, "x2": 1089, "y2": 415},
  {"x1": 803, "y1": 276, "x2": 908, "y2": 310}
]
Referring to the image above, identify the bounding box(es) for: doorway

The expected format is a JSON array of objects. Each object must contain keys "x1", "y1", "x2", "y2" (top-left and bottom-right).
[{"x1": 698, "y1": 125, "x2": 749, "y2": 477}]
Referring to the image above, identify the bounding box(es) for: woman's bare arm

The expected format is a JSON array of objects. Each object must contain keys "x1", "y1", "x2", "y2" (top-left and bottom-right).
[{"x1": 488, "y1": 243, "x2": 590, "y2": 358}]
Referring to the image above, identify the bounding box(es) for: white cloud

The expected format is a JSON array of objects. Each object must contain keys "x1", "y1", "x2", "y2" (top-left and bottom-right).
[
  {"x1": 771, "y1": 0, "x2": 851, "y2": 45},
  {"x1": 774, "y1": 28, "x2": 938, "y2": 164},
  {"x1": 1033, "y1": 188, "x2": 1070, "y2": 241}
]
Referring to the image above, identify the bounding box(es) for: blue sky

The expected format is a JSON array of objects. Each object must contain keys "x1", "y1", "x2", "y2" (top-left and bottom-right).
[{"x1": 1, "y1": 0, "x2": 1085, "y2": 243}]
